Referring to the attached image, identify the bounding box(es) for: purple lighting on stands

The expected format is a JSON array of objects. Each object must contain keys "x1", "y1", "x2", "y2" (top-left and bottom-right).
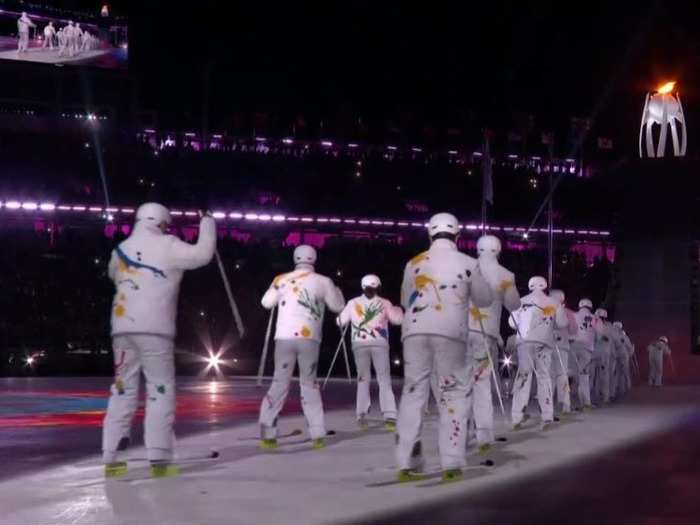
[{"x1": 0, "y1": 200, "x2": 611, "y2": 237}]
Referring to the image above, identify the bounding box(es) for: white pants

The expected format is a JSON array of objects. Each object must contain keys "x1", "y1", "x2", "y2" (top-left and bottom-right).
[
  {"x1": 396, "y1": 335, "x2": 474, "y2": 471},
  {"x1": 353, "y1": 345, "x2": 397, "y2": 420},
  {"x1": 512, "y1": 343, "x2": 553, "y2": 424},
  {"x1": 18, "y1": 31, "x2": 29, "y2": 52},
  {"x1": 467, "y1": 332, "x2": 496, "y2": 445},
  {"x1": 102, "y1": 334, "x2": 175, "y2": 463},
  {"x1": 550, "y1": 347, "x2": 571, "y2": 412},
  {"x1": 259, "y1": 339, "x2": 325, "y2": 439},
  {"x1": 648, "y1": 352, "x2": 664, "y2": 386},
  {"x1": 595, "y1": 347, "x2": 612, "y2": 404},
  {"x1": 572, "y1": 342, "x2": 593, "y2": 407},
  {"x1": 608, "y1": 352, "x2": 618, "y2": 399},
  {"x1": 619, "y1": 354, "x2": 631, "y2": 394},
  {"x1": 42, "y1": 35, "x2": 53, "y2": 49}
]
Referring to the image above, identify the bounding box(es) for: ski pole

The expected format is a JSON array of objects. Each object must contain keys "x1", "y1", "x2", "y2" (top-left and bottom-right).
[
  {"x1": 340, "y1": 326, "x2": 353, "y2": 384},
  {"x1": 199, "y1": 210, "x2": 245, "y2": 337},
  {"x1": 323, "y1": 322, "x2": 350, "y2": 388},
  {"x1": 257, "y1": 306, "x2": 276, "y2": 387},
  {"x1": 475, "y1": 315, "x2": 506, "y2": 415}
]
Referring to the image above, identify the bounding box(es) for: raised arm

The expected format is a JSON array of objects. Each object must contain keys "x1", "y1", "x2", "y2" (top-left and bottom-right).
[
  {"x1": 338, "y1": 300, "x2": 352, "y2": 327},
  {"x1": 324, "y1": 278, "x2": 345, "y2": 314},
  {"x1": 167, "y1": 215, "x2": 217, "y2": 270}
]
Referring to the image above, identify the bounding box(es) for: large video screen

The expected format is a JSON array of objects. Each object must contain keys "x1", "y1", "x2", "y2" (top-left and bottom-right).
[{"x1": 0, "y1": 1, "x2": 127, "y2": 69}]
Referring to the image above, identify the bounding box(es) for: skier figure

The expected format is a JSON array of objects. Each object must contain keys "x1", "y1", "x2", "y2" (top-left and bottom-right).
[
  {"x1": 611, "y1": 321, "x2": 631, "y2": 398},
  {"x1": 17, "y1": 12, "x2": 36, "y2": 53},
  {"x1": 395, "y1": 212, "x2": 493, "y2": 483},
  {"x1": 509, "y1": 276, "x2": 568, "y2": 430},
  {"x1": 570, "y1": 298, "x2": 602, "y2": 410},
  {"x1": 648, "y1": 336, "x2": 671, "y2": 386},
  {"x1": 57, "y1": 28, "x2": 66, "y2": 56},
  {"x1": 42, "y1": 22, "x2": 56, "y2": 49},
  {"x1": 468, "y1": 235, "x2": 520, "y2": 454},
  {"x1": 74, "y1": 23, "x2": 84, "y2": 55},
  {"x1": 259, "y1": 245, "x2": 345, "y2": 450},
  {"x1": 593, "y1": 308, "x2": 615, "y2": 404},
  {"x1": 549, "y1": 289, "x2": 577, "y2": 416},
  {"x1": 338, "y1": 274, "x2": 403, "y2": 431},
  {"x1": 102, "y1": 203, "x2": 216, "y2": 478},
  {"x1": 65, "y1": 21, "x2": 76, "y2": 57}
]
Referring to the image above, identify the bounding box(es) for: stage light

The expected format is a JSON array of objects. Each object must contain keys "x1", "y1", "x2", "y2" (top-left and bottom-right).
[
  {"x1": 393, "y1": 358, "x2": 401, "y2": 366},
  {"x1": 25, "y1": 356, "x2": 35, "y2": 366},
  {"x1": 5, "y1": 201, "x2": 21, "y2": 210},
  {"x1": 207, "y1": 353, "x2": 222, "y2": 370},
  {"x1": 502, "y1": 355, "x2": 513, "y2": 367},
  {"x1": 21, "y1": 202, "x2": 38, "y2": 210},
  {"x1": 522, "y1": 233, "x2": 529, "y2": 240}
]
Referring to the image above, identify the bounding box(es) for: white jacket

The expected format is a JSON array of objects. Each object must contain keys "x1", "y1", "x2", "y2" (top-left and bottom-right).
[
  {"x1": 594, "y1": 319, "x2": 615, "y2": 358},
  {"x1": 647, "y1": 341, "x2": 671, "y2": 358},
  {"x1": 261, "y1": 266, "x2": 345, "y2": 343},
  {"x1": 509, "y1": 290, "x2": 567, "y2": 347},
  {"x1": 339, "y1": 295, "x2": 403, "y2": 348},
  {"x1": 400, "y1": 239, "x2": 493, "y2": 342},
  {"x1": 468, "y1": 258, "x2": 520, "y2": 341},
  {"x1": 553, "y1": 309, "x2": 577, "y2": 351},
  {"x1": 571, "y1": 307, "x2": 603, "y2": 351},
  {"x1": 109, "y1": 216, "x2": 217, "y2": 338},
  {"x1": 18, "y1": 16, "x2": 35, "y2": 33}
]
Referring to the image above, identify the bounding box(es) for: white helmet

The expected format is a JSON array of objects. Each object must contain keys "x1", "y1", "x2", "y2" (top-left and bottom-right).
[
  {"x1": 659, "y1": 336, "x2": 669, "y2": 344},
  {"x1": 595, "y1": 308, "x2": 608, "y2": 319},
  {"x1": 477, "y1": 235, "x2": 501, "y2": 258},
  {"x1": 578, "y1": 298, "x2": 593, "y2": 310},
  {"x1": 361, "y1": 274, "x2": 381, "y2": 289},
  {"x1": 136, "y1": 202, "x2": 171, "y2": 227},
  {"x1": 293, "y1": 245, "x2": 317, "y2": 266},
  {"x1": 428, "y1": 212, "x2": 459, "y2": 238},
  {"x1": 528, "y1": 276, "x2": 547, "y2": 291},
  {"x1": 549, "y1": 289, "x2": 565, "y2": 305},
  {"x1": 613, "y1": 321, "x2": 623, "y2": 329}
]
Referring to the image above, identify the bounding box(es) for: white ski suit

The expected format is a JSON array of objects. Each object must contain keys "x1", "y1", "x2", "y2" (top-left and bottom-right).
[
  {"x1": 102, "y1": 215, "x2": 216, "y2": 463},
  {"x1": 396, "y1": 239, "x2": 493, "y2": 471},
  {"x1": 510, "y1": 290, "x2": 568, "y2": 424},
  {"x1": 17, "y1": 15, "x2": 36, "y2": 52},
  {"x1": 570, "y1": 307, "x2": 603, "y2": 407},
  {"x1": 339, "y1": 294, "x2": 403, "y2": 421},
  {"x1": 259, "y1": 266, "x2": 345, "y2": 439},
  {"x1": 648, "y1": 340, "x2": 671, "y2": 386},
  {"x1": 467, "y1": 256, "x2": 520, "y2": 445}
]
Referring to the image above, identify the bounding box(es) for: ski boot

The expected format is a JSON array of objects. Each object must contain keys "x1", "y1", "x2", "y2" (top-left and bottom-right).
[
  {"x1": 357, "y1": 415, "x2": 369, "y2": 431},
  {"x1": 104, "y1": 461, "x2": 128, "y2": 478},
  {"x1": 150, "y1": 461, "x2": 179, "y2": 478},
  {"x1": 396, "y1": 469, "x2": 426, "y2": 483},
  {"x1": 441, "y1": 468, "x2": 463, "y2": 483},
  {"x1": 477, "y1": 443, "x2": 492, "y2": 456},
  {"x1": 312, "y1": 438, "x2": 325, "y2": 450},
  {"x1": 384, "y1": 419, "x2": 397, "y2": 432},
  {"x1": 260, "y1": 438, "x2": 278, "y2": 450}
]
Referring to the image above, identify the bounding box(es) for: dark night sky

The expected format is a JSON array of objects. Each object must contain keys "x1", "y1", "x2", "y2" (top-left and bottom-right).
[{"x1": 122, "y1": 1, "x2": 700, "y2": 131}]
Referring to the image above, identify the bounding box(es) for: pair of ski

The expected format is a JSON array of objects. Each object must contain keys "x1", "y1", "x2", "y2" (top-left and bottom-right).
[{"x1": 366, "y1": 464, "x2": 491, "y2": 489}]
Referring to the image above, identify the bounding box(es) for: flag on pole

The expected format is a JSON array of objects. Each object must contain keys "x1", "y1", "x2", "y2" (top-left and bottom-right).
[{"x1": 482, "y1": 130, "x2": 494, "y2": 205}]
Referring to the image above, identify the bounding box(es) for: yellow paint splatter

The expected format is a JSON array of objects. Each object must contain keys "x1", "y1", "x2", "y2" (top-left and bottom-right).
[
  {"x1": 448, "y1": 407, "x2": 455, "y2": 415},
  {"x1": 542, "y1": 305, "x2": 556, "y2": 317},
  {"x1": 410, "y1": 251, "x2": 429, "y2": 266},
  {"x1": 470, "y1": 306, "x2": 488, "y2": 321},
  {"x1": 300, "y1": 326, "x2": 312, "y2": 338},
  {"x1": 355, "y1": 303, "x2": 365, "y2": 318},
  {"x1": 117, "y1": 259, "x2": 138, "y2": 275},
  {"x1": 499, "y1": 279, "x2": 514, "y2": 292},
  {"x1": 114, "y1": 304, "x2": 126, "y2": 317}
]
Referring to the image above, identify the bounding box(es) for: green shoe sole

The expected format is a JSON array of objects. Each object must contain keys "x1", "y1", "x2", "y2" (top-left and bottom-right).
[
  {"x1": 396, "y1": 469, "x2": 427, "y2": 482},
  {"x1": 104, "y1": 462, "x2": 128, "y2": 478},
  {"x1": 478, "y1": 443, "x2": 492, "y2": 456},
  {"x1": 441, "y1": 469, "x2": 463, "y2": 483},
  {"x1": 150, "y1": 464, "x2": 180, "y2": 478},
  {"x1": 260, "y1": 439, "x2": 278, "y2": 450},
  {"x1": 312, "y1": 438, "x2": 325, "y2": 449}
]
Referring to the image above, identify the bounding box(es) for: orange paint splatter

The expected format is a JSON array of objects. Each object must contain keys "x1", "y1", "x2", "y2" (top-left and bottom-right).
[
  {"x1": 114, "y1": 304, "x2": 126, "y2": 317},
  {"x1": 499, "y1": 280, "x2": 514, "y2": 292},
  {"x1": 300, "y1": 326, "x2": 312, "y2": 338},
  {"x1": 410, "y1": 252, "x2": 429, "y2": 266},
  {"x1": 470, "y1": 306, "x2": 488, "y2": 321}
]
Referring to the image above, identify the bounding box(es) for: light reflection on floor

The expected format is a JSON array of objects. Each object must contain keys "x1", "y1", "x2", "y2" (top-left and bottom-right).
[{"x1": 0, "y1": 376, "x2": 358, "y2": 479}]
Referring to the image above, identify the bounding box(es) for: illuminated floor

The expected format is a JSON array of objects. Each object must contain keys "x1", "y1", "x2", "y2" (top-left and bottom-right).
[{"x1": 0, "y1": 379, "x2": 697, "y2": 525}]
